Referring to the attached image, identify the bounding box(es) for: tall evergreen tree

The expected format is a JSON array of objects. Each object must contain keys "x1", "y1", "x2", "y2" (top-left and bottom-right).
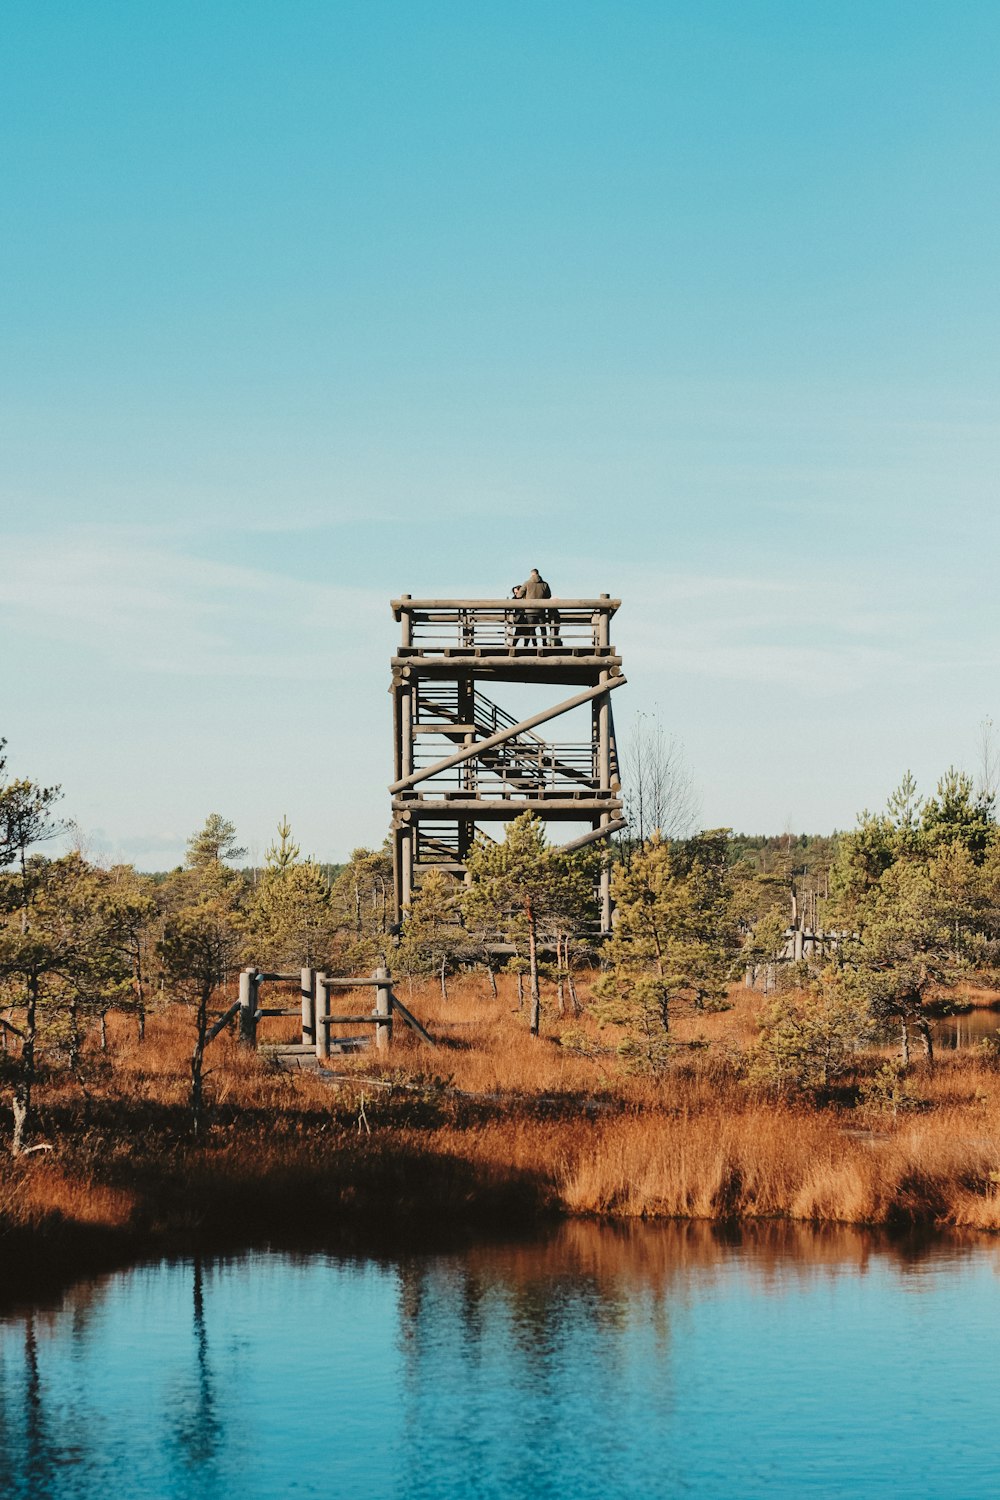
[
  {"x1": 464, "y1": 814, "x2": 551, "y2": 1035},
  {"x1": 160, "y1": 825, "x2": 247, "y2": 1133},
  {"x1": 594, "y1": 829, "x2": 738, "y2": 1069},
  {"x1": 398, "y1": 869, "x2": 462, "y2": 998},
  {"x1": 828, "y1": 769, "x2": 997, "y2": 1063},
  {"x1": 186, "y1": 814, "x2": 247, "y2": 870},
  {"x1": 0, "y1": 744, "x2": 64, "y2": 1150},
  {"x1": 246, "y1": 819, "x2": 334, "y2": 969}
]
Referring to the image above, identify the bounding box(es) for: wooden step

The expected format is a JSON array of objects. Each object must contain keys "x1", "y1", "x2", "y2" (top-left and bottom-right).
[{"x1": 261, "y1": 1038, "x2": 373, "y2": 1066}]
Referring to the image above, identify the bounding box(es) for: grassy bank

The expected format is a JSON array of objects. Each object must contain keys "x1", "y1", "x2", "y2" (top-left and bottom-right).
[{"x1": 2, "y1": 974, "x2": 1000, "y2": 1286}]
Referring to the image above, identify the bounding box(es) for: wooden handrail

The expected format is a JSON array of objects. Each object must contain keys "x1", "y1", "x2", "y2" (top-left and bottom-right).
[{"x1": 392, "y1": 597, "x2": 619, "y2": 619}]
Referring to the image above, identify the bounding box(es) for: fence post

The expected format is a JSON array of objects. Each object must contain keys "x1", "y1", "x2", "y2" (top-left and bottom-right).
[
  {"x1": 238, "y1": 968, "x2": 258, "y2": 1047},
  {"x1": 375, "y1": 966, "x2": 392, "y2": 1052},
  {"x1": 315, "y1": 972, "x2": 330, "y2": 1060},
  {"x1": 301, "y1": 966, "x2": 315, "y2": 1045}
]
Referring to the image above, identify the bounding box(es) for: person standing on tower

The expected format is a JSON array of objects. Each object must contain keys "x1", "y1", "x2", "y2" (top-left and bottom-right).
[{"x1": 520, "y1": 568, "x2": 560, "y2": 645}]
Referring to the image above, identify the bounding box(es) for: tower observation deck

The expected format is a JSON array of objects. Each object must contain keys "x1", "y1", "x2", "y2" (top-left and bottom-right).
[{"x1": 389, "y1": 595, "x2": 626, "y2": 933}]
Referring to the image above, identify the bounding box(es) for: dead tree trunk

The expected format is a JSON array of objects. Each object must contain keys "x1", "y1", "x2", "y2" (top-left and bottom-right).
[
  {"x1": 917, "y1": 1015, "x2": 934, "y2": 1068},
  {"x1": 526, "y1": 898, "x2": 541, "y2": 1036},
  {"x1": 67, "y1": 997, "x2": 82, "y2": 1073},
  {"x1": 11, "y1": 975, "x2": 39, "y2": 1156},
  {"x1": 567, "y1": 958, "x2": 581, "y2": 1016},
  {"x1": 190, "y1": 984, "x2": 212, "y2": 1138},
  {"x1": 11, "y1": 1094, "x2": 28, "y2": 1157},
  {"x1": 134, "y1": 952, "x2": 146, "y2": 1042},
  {"x1": 556, "y1": 935, "x2": 566, "y2": 1016}
]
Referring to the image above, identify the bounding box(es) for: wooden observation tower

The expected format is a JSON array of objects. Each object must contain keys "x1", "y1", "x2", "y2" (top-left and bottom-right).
[{"x1": 389, "y1": 595, "x2": 626, "y2": 932}]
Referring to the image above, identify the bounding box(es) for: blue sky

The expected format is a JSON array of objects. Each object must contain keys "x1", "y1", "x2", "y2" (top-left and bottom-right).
[{"x1": 2, "y1": 1, "x2": 998, "y2": 866}]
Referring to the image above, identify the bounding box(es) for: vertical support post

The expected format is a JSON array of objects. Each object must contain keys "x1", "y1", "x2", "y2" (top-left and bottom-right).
[
  {"x1": 389, "y1": 672, "x2": 407, "y2": 924},
  {"x1": 400, "y1": 825, "x2": 413, "y2": 915},
  {"x1": 238, "y1": 967, "x2": 257, "y2": 1047},
  {"x1": 392, "y1": 676, "x2": 406, "y2": 926},
  {"x1": 300, "y1": 966, "x2": 315, "y2": 1045},
  {"x1": 400, "y1": 678, "x2": 415, "y2": 920},
  {"x1": 457, "y1": 673, "x2": 476, "y2": 879},
  {"x1": 392, "y1": 825, "x2": 405, "y2": 928},
  {"x1": 597, "y1": 596, "x2": 612, "y2": 933},
  {"x1": 315, "y1": 972, "x2": 330, "y2": 1060},
  {"x1": 401, "y1": 683, "x2": 414, "y2": 779},
  {"x1": 391, "y1": 679, "x2": 404, "y2": 784},
  {"x1": 375, "y1": 966, "x2": 392, "y2": 1052}
]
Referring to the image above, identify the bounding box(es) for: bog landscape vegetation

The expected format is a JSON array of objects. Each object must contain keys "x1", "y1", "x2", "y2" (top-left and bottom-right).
[{"x1": 3, "y1": 728, "x2": 1000, "y2": 1282}]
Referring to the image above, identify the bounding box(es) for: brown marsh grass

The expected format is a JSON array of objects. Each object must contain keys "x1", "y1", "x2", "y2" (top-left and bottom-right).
[{"x1": 2, "y1": 971, "x2": 1000, "y2": 1277}]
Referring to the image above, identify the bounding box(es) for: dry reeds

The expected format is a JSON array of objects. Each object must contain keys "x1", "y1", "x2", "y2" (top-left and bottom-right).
[{"x1": 1, "y1": 972, "x2": 999, "y2": 1278}]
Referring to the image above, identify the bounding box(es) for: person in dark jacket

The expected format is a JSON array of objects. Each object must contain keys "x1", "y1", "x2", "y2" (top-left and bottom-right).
[{"x1": 520, "y1": 569, "x2": 560, "y2": 645}]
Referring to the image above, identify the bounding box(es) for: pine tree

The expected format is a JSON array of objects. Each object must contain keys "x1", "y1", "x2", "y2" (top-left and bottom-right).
[
  {"x1": 828, "y1": 770, "x2": 995, "y2": 1063},
  {"x1": 264, "y1": 816, "x2": 300, "y2": 871},
  {"x1": 160, "y1": 824, "x2": 248, "y2": 1134},
  {"x1": 0, "y1": 745, "x2": 65, "y2": 1150},
  {"x1": 463, "y1": 813, "x2": 558, "y2": 1036},
  {"x1": 594, "y1": 830, "x2": 738, "y2": 1069},
  {"x1": 186, "y1": 814, "x2": 247, "y2": 869},
  {"x1": 246, "y1": 821, "x2": 335, "y2": 970},
  {"x1": 329, "y1": 847, "x2": 393, "y2": 970},
  {"x1": 398, "y1": 869, "x2": 461, "y2": 999}
]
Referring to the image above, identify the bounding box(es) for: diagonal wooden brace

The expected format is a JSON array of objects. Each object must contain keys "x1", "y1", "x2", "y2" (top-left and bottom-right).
[
  {"x1": 388, "y1": 676, "x2": 627, "y2": 794},
  {"x1": 553, "y1": 819, "x2": 628, "y2": 855}
]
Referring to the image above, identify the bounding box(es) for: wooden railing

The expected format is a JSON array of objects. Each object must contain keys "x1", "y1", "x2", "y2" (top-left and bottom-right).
[
  {"x1": 390, "y1": 597, "x2": 620, "y2": 657},
  {"x1": 230, "y1": 967, "x2": 434, "y2": 1056}
]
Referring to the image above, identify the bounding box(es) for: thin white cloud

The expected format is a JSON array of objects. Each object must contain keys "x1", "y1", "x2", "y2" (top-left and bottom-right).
[
  {"x1": 610, "y1": 568, "x2": 917, "y2": 694},
  {"x1": 0, "y1": 530, "x2": 385, "y2": 679}
]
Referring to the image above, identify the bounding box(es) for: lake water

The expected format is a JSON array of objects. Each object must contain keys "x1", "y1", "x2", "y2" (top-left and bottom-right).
[
  {"x1": 2, "y1": 1222, "x2": 999, "y2": 1499},
  {"x1": 932, "y1": 1006, "x2": 1000, "y2": 1050}
]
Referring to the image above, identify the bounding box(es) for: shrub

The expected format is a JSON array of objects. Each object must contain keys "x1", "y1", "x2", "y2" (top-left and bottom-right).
[
  {"x1": 858, "y1": 1060, "x2": 921, "y2": 1118},
  {"x1": 747, "y1": 982, "x2": 872, "y2": 1094}
]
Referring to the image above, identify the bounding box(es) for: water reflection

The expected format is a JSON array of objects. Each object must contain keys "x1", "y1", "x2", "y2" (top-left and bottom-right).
[
  {"x1": 0, "y1": 1223, "x2": 997, "y2": 1499},
  {"x1": 162, "y1": 1258, "x2": 223, "y2": 1491},
  {"x1": 932, "y1": 1007, "x2": 1000, "y2": 1050},
  {"x1": 392, "y1": 1222, "x2": 1000, "y2": 1497}
]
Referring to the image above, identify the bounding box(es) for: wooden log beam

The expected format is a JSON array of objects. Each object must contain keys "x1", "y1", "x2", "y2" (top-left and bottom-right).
[
  {"x1": 553, "y1": 819, "x2": 628, "y2": 855},
  {"x1": 315, "y1": 971, "x2": 330, "y2": 1059},
  {"x1": 301, "y1": 965, "x2": 315, "y2": 1045},
  {"x1": 238, "y1": 969, "x2": 258, "y2": 1047},
  {"x1": 375, "y1": 966, "x2": 392, "y2": 1052},
  {"x1": 318, "y1": 1013, "x2": 392, "y2": 1026},
  {"x1": 395, "y1": 652, "x2": 620, "y2": 664},
  {"x1": 389, "y1": 676, "x2": 627, "y2": 793},
  {"x1": 205, "y1": 1001, "x2": 241, "y2": 1044},
  {"x1": 396, "y1": 797, "x2": 622, "y2": 818},
  {"x1": 389, "y1": 991, "x2": 436, "y2": 1047},
  {"x1": 392, "y1": 597, "x2": 620, "y2": 618}
]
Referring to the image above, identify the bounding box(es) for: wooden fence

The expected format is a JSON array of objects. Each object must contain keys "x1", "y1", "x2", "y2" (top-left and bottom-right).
[{"x1": 210, "y1": 967, "x2": 434, "y2": 1059}]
